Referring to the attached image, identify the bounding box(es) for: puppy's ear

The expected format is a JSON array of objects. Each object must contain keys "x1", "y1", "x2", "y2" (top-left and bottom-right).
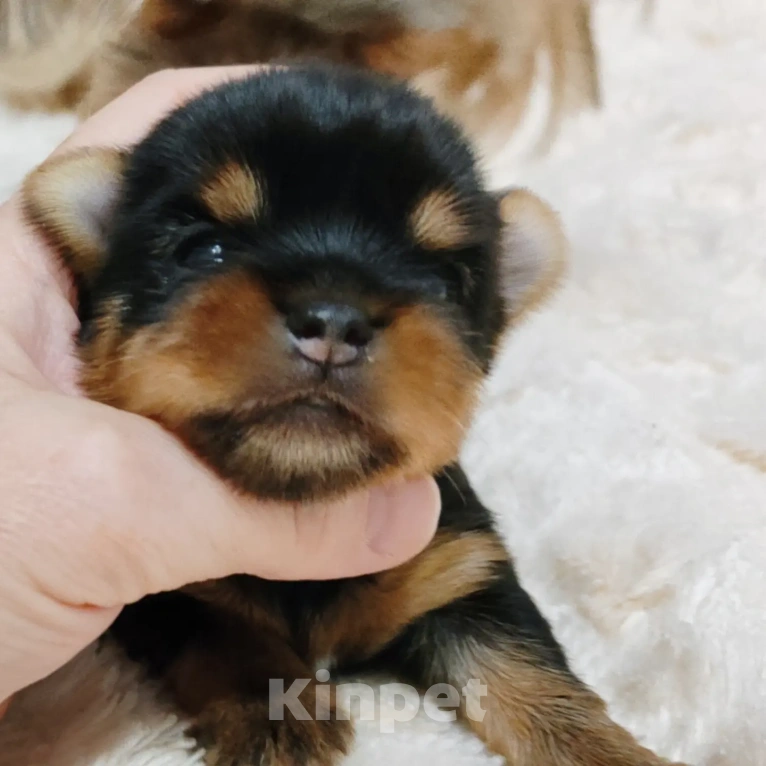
[
  {"x1": 495, "y1": 188, "x2": 568, "y2": 325},
  {"x1": 21, "y1": 147, "x2": 127, "y2": 292}
]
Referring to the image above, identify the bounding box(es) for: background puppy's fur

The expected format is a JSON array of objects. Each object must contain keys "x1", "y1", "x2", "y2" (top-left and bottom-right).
[
  {"x1": 0, "y1": 0, "x2": 136, "y2": 113},
  {"x1": 0, "y1": 0, "x2": 599, "y2": 151}
]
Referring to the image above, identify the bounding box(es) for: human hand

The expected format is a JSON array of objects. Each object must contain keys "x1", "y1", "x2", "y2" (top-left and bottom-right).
[{"x1": 0, "y1": 66, "x2": 440, "y2": 709}]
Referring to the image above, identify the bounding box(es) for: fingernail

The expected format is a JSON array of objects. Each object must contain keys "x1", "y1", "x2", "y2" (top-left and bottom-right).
[{"x1": 366, "y1": 478, "x2": 441, "y2": 558}]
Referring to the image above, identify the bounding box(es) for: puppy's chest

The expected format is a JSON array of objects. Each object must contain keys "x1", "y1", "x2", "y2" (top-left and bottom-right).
[
  {"x1": 237, "y1": 575, "x2": 365, "y2": 624},
  {"x1": 215, "y1": 574, "x2": 372, "y2": 669}
]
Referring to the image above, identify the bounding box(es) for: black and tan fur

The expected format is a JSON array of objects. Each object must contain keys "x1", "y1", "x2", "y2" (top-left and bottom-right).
[{"x1": 22, "y1": 66, "x2": 679, "y2": 766}]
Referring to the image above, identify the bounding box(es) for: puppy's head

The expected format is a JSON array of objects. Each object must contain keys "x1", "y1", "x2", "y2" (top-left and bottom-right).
[{"x1": 23, "y1": 66, "x2": 565, "y2": 502}]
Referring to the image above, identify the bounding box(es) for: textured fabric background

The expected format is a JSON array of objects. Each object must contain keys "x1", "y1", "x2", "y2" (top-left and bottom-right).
[{"x1": 1, "y1": 1, "x2": 765, "y2": 764}]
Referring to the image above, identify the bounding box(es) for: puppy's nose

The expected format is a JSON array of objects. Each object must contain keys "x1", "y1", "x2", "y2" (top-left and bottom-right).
[{"x1": 286, "y1": 302, "x2": 375, "y2": 367}]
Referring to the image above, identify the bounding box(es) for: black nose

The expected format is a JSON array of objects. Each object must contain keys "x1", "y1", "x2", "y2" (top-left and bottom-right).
[{"x1": 286, "y1": 302, "x2": 375, "y2": 366}]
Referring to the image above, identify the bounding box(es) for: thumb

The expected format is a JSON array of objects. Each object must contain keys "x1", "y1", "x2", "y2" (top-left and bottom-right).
[{"x1": 3, "y1": 389, "x2": 442, "y2": 613}]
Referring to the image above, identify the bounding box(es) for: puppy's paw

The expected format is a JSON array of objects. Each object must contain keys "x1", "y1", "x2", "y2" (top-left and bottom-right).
[
  {"x1": 571, "y1": 750, "x2": 691, "y2": 766},
  {"x1": 193, "y1": 697, "x2": 353, "y2": 766}
]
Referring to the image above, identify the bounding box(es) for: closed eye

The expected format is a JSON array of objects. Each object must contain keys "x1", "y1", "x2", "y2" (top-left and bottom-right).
[{"x1": 454, "y1": 262, "x2": 476, "y2": 300}]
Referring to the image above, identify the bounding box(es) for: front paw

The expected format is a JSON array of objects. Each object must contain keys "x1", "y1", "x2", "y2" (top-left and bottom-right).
[
  {"x1": 193, "y1": 698, "x2": 353, "y2": 766},
  {"x1": 579, "y1": 750, "x2": 692, "y2": 766}
]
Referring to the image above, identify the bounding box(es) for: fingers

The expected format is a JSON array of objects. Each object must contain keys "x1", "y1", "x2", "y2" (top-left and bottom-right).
[
  {"x1": 55, "y1": 65, "x2": 272, "y2": 154},
  {"x1": 101, "y1": 409, "x2": 442, "y2": 597},
  {"x1": 0, "y1": 388, "x2": 441, "y2": 611},
  {"x1": 105, "y1": 406, "x2": 442, "y2": 595}
]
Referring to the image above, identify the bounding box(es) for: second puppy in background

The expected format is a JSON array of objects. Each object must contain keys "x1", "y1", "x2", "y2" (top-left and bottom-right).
[{"x1": 0, "y1": 0, "x2": 599, "y2": 152}]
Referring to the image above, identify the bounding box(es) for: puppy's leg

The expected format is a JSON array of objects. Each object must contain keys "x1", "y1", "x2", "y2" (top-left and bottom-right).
[
  {"x1": 176, "y1": 630, "x2": 353, "y2": 766},
  {"x1": 314, "y1": 466, "x2": 685, "y2": 766},
  {"x1": 380, "y1": 571, "x2": 685, "y2": 766},
  {"x1": 111, "y1": 593, "x2": 353, "y2": 766}
]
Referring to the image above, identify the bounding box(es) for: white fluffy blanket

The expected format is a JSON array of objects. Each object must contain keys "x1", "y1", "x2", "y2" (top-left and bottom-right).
[{"x1": 2, "y1": 1, "x2": 766, "y2": 764}]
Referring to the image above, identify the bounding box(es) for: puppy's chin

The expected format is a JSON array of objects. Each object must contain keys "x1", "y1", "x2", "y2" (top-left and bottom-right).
[{"x1": 181, "y1": 402, "x2": 405, "y2": 503}]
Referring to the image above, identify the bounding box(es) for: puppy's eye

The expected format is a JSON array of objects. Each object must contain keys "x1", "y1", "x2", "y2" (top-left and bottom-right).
[
  {"x1": 454, "y1": 263, "x2": 475, "y2": 300},
  {"x1": 175, "y1": 233, "x2": 225, "y2": 268},
  {"x1": 412, "y1": 275, "x2": 449, "y2": 302},
  {"x1": 433, "y1": 281, "x2": 449, "y2": 302}
]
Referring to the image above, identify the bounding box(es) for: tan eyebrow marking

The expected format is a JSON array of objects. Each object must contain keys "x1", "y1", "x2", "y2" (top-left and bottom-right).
[
  {"x1": 410, "y1": 188, "x2": 473, "y2": 251},
  {"x1": 200, "y1": 161, "x2": 266, "y2": 222}
]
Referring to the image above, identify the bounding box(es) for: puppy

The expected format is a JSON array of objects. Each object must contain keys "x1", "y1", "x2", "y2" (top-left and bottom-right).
[
  {"x1": 21, "y1": 66, "x2": 675, "y2": 766},
  {"x1": 0, "y1": 0, "x2": 136, "y2": 113},
  {"x1": 0, "y1": 0, "x2": 599, "y2": 152},
  {"x1": 362, "y1": 0, "x2": 601, "y2": 153}
]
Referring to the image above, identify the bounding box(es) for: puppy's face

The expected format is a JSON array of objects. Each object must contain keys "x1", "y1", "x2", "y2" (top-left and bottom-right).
[{"x1": 23, "y1": 67, "x2": 565, "y2": 502}]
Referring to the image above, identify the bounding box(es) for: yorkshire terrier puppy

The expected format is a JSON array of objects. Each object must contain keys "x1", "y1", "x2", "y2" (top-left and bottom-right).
[
  {"x1": 0, "y1": 0, "x2": 135, "y2": 113},
  {"x1": 22, "y1": 66, "x2": 676, "y2": 766},
  {"x1": 1, "y1": 0, "x2": 599, "y2": 152}
]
